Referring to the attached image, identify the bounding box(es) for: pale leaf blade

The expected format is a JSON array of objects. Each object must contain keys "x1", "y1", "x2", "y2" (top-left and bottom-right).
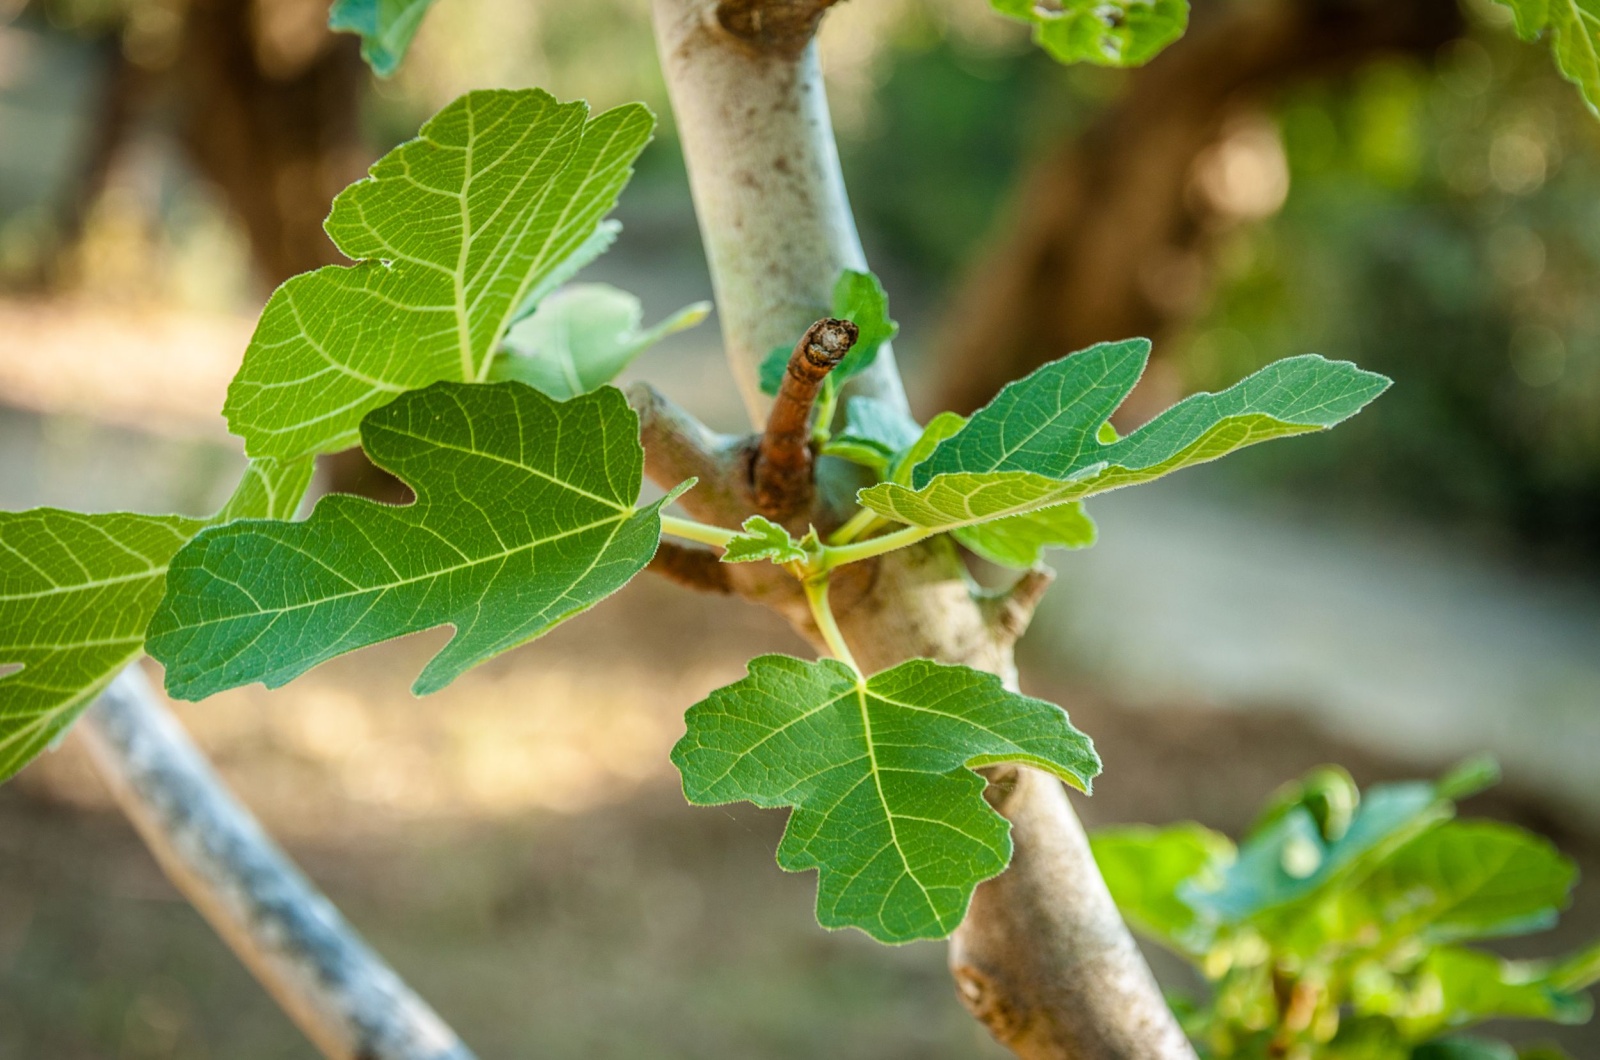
[
  {"x1": 150, "y1": 381, "x2": 667, "y2": 699},
  {"x1": 225, "y1": 90, "x2": 654, "y2": 459},
  {"x1": 0, "y1": 510, "x2": 202, "y2": 781}
]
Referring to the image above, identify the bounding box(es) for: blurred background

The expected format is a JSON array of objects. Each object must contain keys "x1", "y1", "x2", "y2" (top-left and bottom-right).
[{"x1": 2, "y1": 0, "x2": 1599, "y2": 1055}]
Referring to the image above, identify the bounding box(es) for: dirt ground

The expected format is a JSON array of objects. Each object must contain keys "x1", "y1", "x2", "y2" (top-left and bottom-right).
[{"x1": 2, "y1": 575, "x2": 1596, "y2": 1059}]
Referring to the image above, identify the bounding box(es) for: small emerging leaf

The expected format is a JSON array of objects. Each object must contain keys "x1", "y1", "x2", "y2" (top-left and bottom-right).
[
  {"x1": 759, "y1": 268, "x2": 898, "y2": 396},
  {"x1": 821, "y1": 397, "x2": 923, "y2": 473},
  {"x1": 0, "y1": 511, "x2": 202, "y2": 781},
  {"x1": 226, "y1": 89, "x2": 653, "y2": 459},
  {"x1": 830, "y1": 270, "x2": 899, "y2": 385},
  {"x1": 673, "y1": 655, "x2": 1100, "y2": 943},
  {"x1": 491, "y1": 283, "x2": 709, "y2": 399},
  {"x1": 989, "y1": 0, "x2": 1190, "y2": 67},
  {"x1": 150, "y1": 382, "x2": 676, "y2": 699},
  {"x1": 722, "y1": 517, "x2": 811, "y2": 565},
  {"x1": 328, "y1": 0, "x2": 438, "y2": 77}
]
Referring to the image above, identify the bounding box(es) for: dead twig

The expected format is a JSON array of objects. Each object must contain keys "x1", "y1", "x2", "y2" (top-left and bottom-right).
[{"x1": 753, "y1": 317, "x2": 857, "y2": 520}]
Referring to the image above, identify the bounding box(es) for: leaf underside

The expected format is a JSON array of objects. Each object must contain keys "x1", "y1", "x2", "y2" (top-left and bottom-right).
[
  {"x1": 226, "y1": 89, "x2": 653, "y2": 459},
  {"x1": 150, "y1": 381, "x2": 671, "y2": 699},
  {"x1": 672, "y1": 655, "x2": 1100, "y2": 943},
  {"x1": 0, "y1": 510, "x2": 202, "y2": 781},
  {"x1": 861, "y1": 339, "x2": 1390, "y2": 536}
]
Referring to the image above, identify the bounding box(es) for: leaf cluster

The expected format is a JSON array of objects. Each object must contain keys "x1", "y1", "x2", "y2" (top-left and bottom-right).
[{"x1": 1092, "y1": 762, "x2": 1599, "y2": 1059}]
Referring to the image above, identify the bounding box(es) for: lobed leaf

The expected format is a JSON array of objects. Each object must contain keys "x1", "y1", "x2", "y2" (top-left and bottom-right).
[
  {"x1": 672, "y1": 654, "x2": 1100, "y2": 943},
  {"x1": 490, "y1": 283, "x2": 709, "y2": 400},
  {"x1": 861, "y1": 340, "x2": 1389, "y2": 536},
  {"x1": 830, "y1": 270, "x2": 899, "y2": 385},
  {"x1": 328, "y1": 0, "x2": 438, "y2": 77},
  {"x1": 225, "y1": 89, "x2": 653, "y2": 459},
  {"x1": 0, "y1": 511, "x2": 202, "y2": 782},
  {"x1": 988, "y1": 0, "x2": 1190, "y2": 67},
  {"x1": 150, "y1": 381, "x2": 676, "y2": 699},
  {"x1": 721, "y1": 516, "x2": 811, "y2": 565}
]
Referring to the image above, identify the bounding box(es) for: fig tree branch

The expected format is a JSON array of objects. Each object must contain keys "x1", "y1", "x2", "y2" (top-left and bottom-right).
[{"x1": 76, "y1": 667, "x2": 475, "y2": 1060}]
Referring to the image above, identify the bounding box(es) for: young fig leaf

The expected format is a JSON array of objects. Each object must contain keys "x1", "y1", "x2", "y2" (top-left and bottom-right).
[
  {"x1": 830, "y1": 270, "x2": 899, "y2": 384},
  {"x1": 672, "y1": 654, "x2": 1100, "y2": 943},
  {"x1": 490, "y1": 283, "x2": 709, "y2": 400},
  {"x1": 861, "y1": 340, "x2": 1389, "y2": 536},
  {"x1": 150, "y1": 381, "x2": 678, "y2": 699},
  {"x1": 821, "y1": 397, "x2": 922, "y2": 474},
  {"x1": 759, "y1": 268, "x2": 898, "y2": 397},
  {"x1": 954, "y1": 503, "x2": 1097, "y2": 569},
  {"x1": 226, "y1": 89, "x2": 653, "y2": 459},
  {"x1": 721, "y1": 517, "x2": 812, "y2": 565},
  {"x1": 0, "y1": 510, "x2": 202, "y2": 782}
]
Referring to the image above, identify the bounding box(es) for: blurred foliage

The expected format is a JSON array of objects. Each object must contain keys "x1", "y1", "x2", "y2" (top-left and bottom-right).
[
  {"x1": 1094, "y1": 759, "x2": 1600, "y2": 1059},
  {"x1": 1179, "y1": 19, "x2": 1600, "y2": 555}
]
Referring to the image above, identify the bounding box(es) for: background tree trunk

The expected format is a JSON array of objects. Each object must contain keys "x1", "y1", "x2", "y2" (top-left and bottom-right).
[{"x1": 933, "y1": 0, "x2": 1462, "y2": 416}]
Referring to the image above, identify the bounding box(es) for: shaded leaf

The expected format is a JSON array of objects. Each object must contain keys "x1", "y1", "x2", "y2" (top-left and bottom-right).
[
  {"x1": 1185, "y1": 780, "x2": 1446, "y2": 925},
  {"x1": 759, "y1": 268, "x2": 898, "y2": 396},
  {"x1": 1091, "y1": 823, "x2": 1234, "y2": 956},
  {"x1": 954, "y1": 502, "x2": 1097, "y2": 568},
  {"x1": 822, "y1": 397, "x2": 923, "y2": 473},
  {"x1": 328, "y1": 0, "x2": 437, "y2": 77},
  {"x1": 150, "y1": 382, "x2": 675, "y2": 699},
  {"x1": 989, "y1": 0, "x2": 1190, "y2": 67},
  {"x1": 1412, "y1": 1038, "x2": 1518, "y2": 1060},
  {"x1": 1352, "y1": 821, "x2": 1576, "y2": 945},
  {"x1": 226, "y1": 89, "x2": 653, "y2": 458},
  {"x1": 491, "y1": 283, "x2": 709, "y2": 399},
  {"x1": 830, "y1": 270, "x2": 899, "y2": 384},
  {"x1": 672, "y1": 654, "x2": 1099, "y2": 943},
  {"x1": 0, "y1": 511, "x2": 202, "y2": 781},
  {"x1": 1390, "y1": 947, "x2": 1593, "y2": 1037}
]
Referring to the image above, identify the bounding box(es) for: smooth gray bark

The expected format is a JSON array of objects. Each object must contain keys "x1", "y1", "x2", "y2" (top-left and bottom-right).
[{"x1": 77, "y1": 667, "x2": 475, "y2": 1060}]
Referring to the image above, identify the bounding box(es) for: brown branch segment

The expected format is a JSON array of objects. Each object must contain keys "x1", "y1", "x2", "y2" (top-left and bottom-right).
[
  {"x1": 754, "y1": 317, "x2": 857, "y2": 519},
  {"x1": 649, "y1": 541, "x2": 734, "y2": 594},
  {"x1": 715, "y1": 0, "x2": 841, "y2": 56}
]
